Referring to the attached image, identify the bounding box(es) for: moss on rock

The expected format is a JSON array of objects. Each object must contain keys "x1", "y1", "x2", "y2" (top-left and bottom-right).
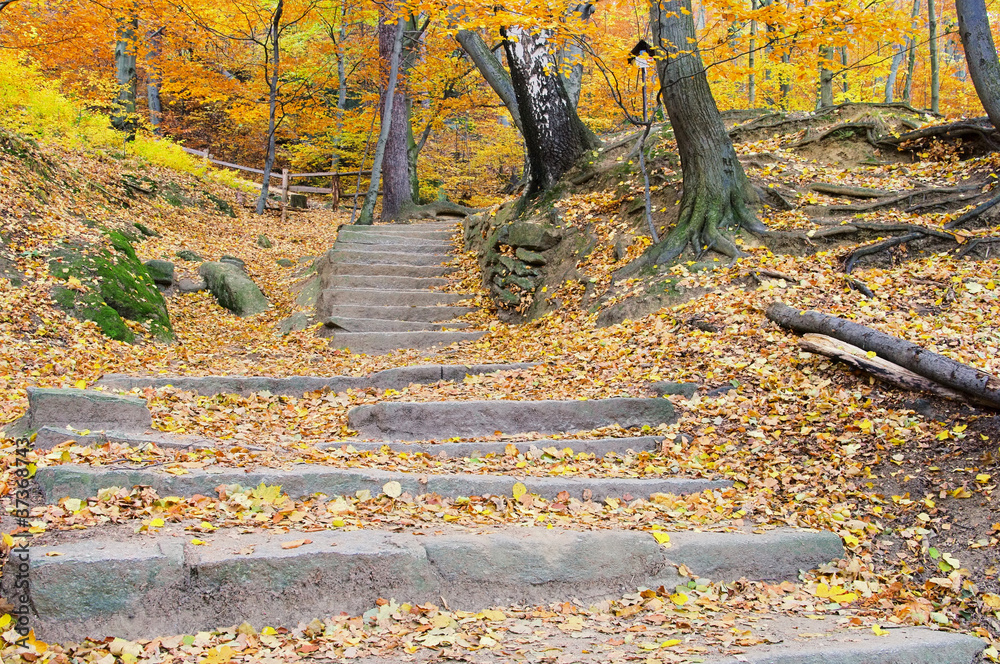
[{"x1": 48, "y1": 230, "x2": 174, "y2": 342}]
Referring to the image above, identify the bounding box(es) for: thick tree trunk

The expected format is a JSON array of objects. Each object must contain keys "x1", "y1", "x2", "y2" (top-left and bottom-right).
[
  {"x1": 644, "y1": 0, "x2": 763, "y2": 265},
  {"x1": 255, "y1": 0, "x2": 283, "y2": 215},
  {"x1": 956, "y1": 0, "x2": 1000, "y2": 128},
  {"x1": 818, "y1": 44, "x2": 834, "y2": 107},
  {"x1": 766, "y1": 302, "x2": 1000, "y2": 409},
  {"x1": 378, "y1": 12, "x2": 414, "y2": 222},
  {"x1": 358, "y1": 17, "x2": 405, "y2": 225},
  {"x1": 928, "y1": 0, "x2": 940, "y2": 113},
  {"x1": 456, "y1": 30, "x2": 523, "y2": 133},
  {"x1": 145, "y1": 26, "x2": 163, "y2": 133},
  {"x1": 112, "y1": 17, "x2": 139, "y2": 137},
  {"x1": 502, "y1": 25, "x2": 599, "y2": 196}
]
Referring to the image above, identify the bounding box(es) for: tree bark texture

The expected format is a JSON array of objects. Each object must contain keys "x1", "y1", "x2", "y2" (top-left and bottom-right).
[
  {"x1": 648, "y1": 0, "x2": 763, "y2": 263},
  {"x1": 112, "y1": 17, "x2": 139, "y2": 136},
  {"x1": 956, "y1": 0, "x2": 1000, "y2": 128},
  {"x1": 928, "y1": 0, "x2": 940, "y2": 113},
  {"x1": 503, "y1": 25, "x2": 599, "y2": 196},
  {"x1": 358, "y1": 17, "x2": 405, "y2": 225},
  {"x1": 145, "y1": 26, "x2": 163, "y2": 133},
  {"x1": 456, "y1": 30, "x2": 523, "y2": 133},
  {"x1": 255, "y1": 0, "x2": 283, "y2": 215},
  {"x1": 818, "y1": 44, "x2": 834, "y2": 107},
  {"x1": 379, "y1": 11, "x2": 415, "y2": 221},
  {"x1": 766, "y1": 302, "x2": 1000, "y2": 409},
  {"x1": 904, "y1": 0, "x2": 920, "y2": 102}
]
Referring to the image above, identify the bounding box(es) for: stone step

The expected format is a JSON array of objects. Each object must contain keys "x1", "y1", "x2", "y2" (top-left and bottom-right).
[
  {"x1": 35, "y1": 463, "x2": 729, "y2": 503},
  {"x1": 326, "y1": 249, "x2": 450, "y2": 266},
  {"x1": 355, "y1": 221, "x2": 458, "y2": 232},
  {"x1": 334, "y1": 241, "x2": 450, "y2": 255},
  {"x1": 700, "y1": 628, "x2": 984, "y2": 664},
  {"x1": 316, "y1": 288, "x2": 467, "y2": 309},
  {"x1": 97, "y1": 363, "x2": 535, "y2": 396},
  {"x1": 331, "y1": 330, "x2": 486, "y2": 355},
  {"x1": 28, "y1": 526, "x2": 843, "y2": 641},
  {"x1": 337, "y1": 228, "x2": 454, "y2": 242},
  {"x1": 323, "y1": 274, "x2": 450, "y2": 291},
  {"x1": 4, "y1": 388, "x2": 152, "y2": 441},
  {"x1": 348, "y1": 397, "x2": 676, "y2": 440},
  {"x1": 321, "y1": 304, "x2": 477, "y2": 322},
  {"x1": 321, "y1": 317, "x2": 470, "y2": 333},
  {"x1": 31, "y1": 427, "x2": 219, "y2": 451},
  {"x1": 320, "y1": 261, "x2": 454, "y2": 279},
  {"x1": 317, "y1": 435, "x2": 663, "y2": 457},
  {"x1": 335, "y1": 232, "x2": 453, "y2": 248}
]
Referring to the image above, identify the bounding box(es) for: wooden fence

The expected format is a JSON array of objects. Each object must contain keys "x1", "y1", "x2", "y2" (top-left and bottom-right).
[{"x1": 180, "y1": 146, "x2": 375, "y2": 210}]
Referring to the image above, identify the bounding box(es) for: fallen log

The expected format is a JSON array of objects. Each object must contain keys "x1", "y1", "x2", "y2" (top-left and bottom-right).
[
  {"x1": 798, "y1": 334, "x2": 986, "y2": 406},
  {"x1": 766, "y1": 301, "x2": 1000, "y2": 409}
]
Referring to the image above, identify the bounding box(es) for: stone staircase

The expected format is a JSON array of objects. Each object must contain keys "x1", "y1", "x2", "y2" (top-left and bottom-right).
[
  {"x1": 4, "y1": 219, "x2": 988, "y2": 661},
  {"x1": 313, "y1": 221, "x2": 484, "y2": 355}
]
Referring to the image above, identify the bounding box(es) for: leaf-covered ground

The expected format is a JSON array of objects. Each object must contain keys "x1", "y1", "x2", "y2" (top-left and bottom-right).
[{"x1": 1, "y1": 113, "x2": 999, "y2": 662}]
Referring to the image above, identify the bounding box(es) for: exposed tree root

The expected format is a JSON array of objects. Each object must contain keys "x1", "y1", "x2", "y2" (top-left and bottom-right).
[
  {"x1": 792, "y1": 121, "x2": 884, "y2": 148},
  {"x1": 809, "y1": 184, "x2": 981, "y2": 216},
  {"x1": 877, "y1": 117, "x2": 1000, "y2": 153},
  {"x1": 809, "y1": 183, "x2": 892, "y2": 198},
  {"x1": 954, "y1": 236, "x2": 1000, "y2": 259},
  {"x1": 945, "y1": 191, "x2": 1000, "y2": 228}
]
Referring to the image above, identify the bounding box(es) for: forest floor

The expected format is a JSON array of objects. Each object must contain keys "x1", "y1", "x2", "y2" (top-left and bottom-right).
[{"x1": 1, "y1": 105, "x2": 999, "y2": 662}]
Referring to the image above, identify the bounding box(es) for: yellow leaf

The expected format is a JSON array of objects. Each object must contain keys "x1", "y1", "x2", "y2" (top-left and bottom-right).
[
  {"x1": 872, "y1": 624, "x2": 889, "y2": 636},
  {"x1": 150, "y1": 517, "x2": 164, "y2": 528},
  {"x1": 74, "y1": 379, "x2": 87, "y2": 389},
  {"x1": 651, "y1": 532, "x2": 671, "y2": 546},
  {"x1": 64, "y1": 498, "x2": 83, "y2": 513},
  {"x1": 669, "y1": 592, "x2": 688, "y2": 606},
  {"x1": 190, "y1": 538, "x2": 206, "y2": 545},
  {"x1": 661, "y1": 639, "x2": 681, "y2": 647},
  {"x1": 383, "y1": 481, "x2": 402, "y2": 498},
  {"x1": 982, "y1": 593, "x2": 1000, "y2": 609},
  {"x1": 512, "y1": 482, "x2": 527, "y2": 499},
  {"x1": 481, "y1": 609, "x2": 505, "y2": 621}
]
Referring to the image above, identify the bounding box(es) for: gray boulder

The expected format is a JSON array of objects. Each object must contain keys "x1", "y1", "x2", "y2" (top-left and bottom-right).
[
  {"x1": 175, "y1": 249, "x2": 203, "y2": 262},
  {"x1": 515, "y1": 248, "x2": 547, "y2": 265},
  {"x1": 277, "y1": 312, "x2": 311, "y2": 335},
  {"x1": 277, "y1": 258, "x2": 295, "y2": 267},
  {"x1": 198, "y1": 262, "x2": 269, "y2": 316},
  {"x1": 220, "y1": 255, "x2": 246, "y2": 271},
  {"x1": 143, "y1": 260, "x2": 174, "y2": 286},
  {"x1": 508, "y1": 222, "x2": 561, "y2": 251},
  {"x1": 650, "y1": 381, "x2": 699, "y2": 399},
  {"x1": 177, "y1": 278, "x2": 207, "y2": 293},
  {"x1": 257, "y1": 235, "x2": 273, "y2": 248}
]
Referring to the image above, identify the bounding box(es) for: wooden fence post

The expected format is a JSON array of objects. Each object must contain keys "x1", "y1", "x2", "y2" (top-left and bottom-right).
[
  {"x1": 281, "y1": 168, "x2": 289, "y2": 223},
  {"x1": 331, "y1": 173, "x2": 341, "y2": 211}
]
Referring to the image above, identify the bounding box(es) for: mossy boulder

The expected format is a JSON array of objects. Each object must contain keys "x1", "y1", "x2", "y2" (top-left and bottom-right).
[
  {"x1": 515, "y1": 248, "x2": 547, "y2": 266},
  {"x1": 198, "y1": 261, "x2": 269, "y2": 316},
  {"x1": 175, "y1": 249, "x2": 203, "y2": 262},
  {"x1": 133, "y1": 222, "x2": 161, "y2": 238},
  {"x1": 48, "y1": 231, "x2": 174, "y2": 342},
  {"x1": 508, "y1": 221, "x2": 561, "y2": 251},
  {"x1": 204, "y1": 192, "x2": 236, "y2": 218},
  {"x1": 277, "y1": 258, "x2": 294, "y2": 267},
  {"x1": 220, "y1": 255, "x2": 246, "y2": 271},
  {"x1": 257, "y1": 235, "x2": 273, "y2": 248},
  {"x1": 143, "y1": 260, "x2": 174, "y2": 286}
]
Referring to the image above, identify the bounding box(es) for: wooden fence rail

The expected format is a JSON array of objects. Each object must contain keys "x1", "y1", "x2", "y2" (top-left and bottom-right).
[{"x1": 180, "y1": 145, "x2": 377, "y2": 211}]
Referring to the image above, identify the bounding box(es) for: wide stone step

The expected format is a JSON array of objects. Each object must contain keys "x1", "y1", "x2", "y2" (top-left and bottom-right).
[
  {"x1": 320, "y1": 262, "x2": 454, "y2": 279},
  {"x1": 357, "y1": 221, "x2": 458, "y2": 232},
  {"x1": 97, "y1": 363, "x2": 534, "y2": 396},
  {"x1": 348, "y1": 397, "x2": 676, "y2": 440},
  {"x1": 322, "y1": 304, "x2": 476, "y2": 322},
  {"x1": 316, "y1": 288, "x2": 467, "y2": 308},
  {"x1": 323, "y1": 274, "x2": 450, "y2": 291},
  {"x1": 335, "y1": 232, "x2": 453, "y2": 248},
  {"x1": 28, "y1": 526, "x2": 843, "y2": 641},
  {"x1": 318, "y1": 435, "x2": 663, "y2": 457},
  {"x1": 337, "y1": 228, "x2": 454, "y2": 242},
  {"x1": 322, "y1": 317, "x2": 469, "y2": 333},
  {"x1": 331, "y1": 330, "x2": 486, "y2": 355},
  {"x1": 326, "y1": 250, "x2": 450, "y2": 266},
  {"x1": 35, "y1": 464, "x2": 729, "y2": 503},
  {"x1": 31, "y1": 427, "x2": 218, "y2": 451},
  {"x1": 334, "y1": 241, "x2": 450, "y2": 255}
]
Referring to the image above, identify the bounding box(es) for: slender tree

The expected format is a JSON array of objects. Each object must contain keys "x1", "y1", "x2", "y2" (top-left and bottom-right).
[
  {"x1": 255, "y1": 0, "x2": 284, "y2": 214},
  {"x1": 112, "y1": 15, "x2": 139, "y2": 137},
  {"x1": 145, "y1": 26, "x2": 164, "y2": 133},
  {"x1": 928, "y1": 0, "x2": 940, "y2": 112}
]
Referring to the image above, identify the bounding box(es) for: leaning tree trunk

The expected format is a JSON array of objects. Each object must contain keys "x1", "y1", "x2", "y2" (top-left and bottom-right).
[
  {"x1": 956, "y1": 0, "x2": 1000, "y2": 128},
  {"x1": 378, "y1": 11, "x2": 414, "y2": 221},
  {"x1": 255, "y1": 0, "x2": 283, "y2": 215},
  {"x1": 928, "y1": 0, "x2": 940, "y2": 113},
  {"x1": 645, "y1": 0, "x2": 764, "y2": 265},
  {"x1": 112, "y1": 17, "x2": 139, "y2": 137},
  {"x1": 502, "y1": 25, "x2": 599, "y2": 196},
  {"x1": 456, "y1": 30, "x2": 522, "y2": 132}
]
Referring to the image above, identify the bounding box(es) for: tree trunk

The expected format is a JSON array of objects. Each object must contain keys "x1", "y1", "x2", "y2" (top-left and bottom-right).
[
  {"x1": 455, "y1": 30, "x2": 523, "y2": 132},
  {"x1": 559, "y1": 3, "x2": 593, "y2": 109},
  {"x1": 378, "y1": 11, "x2": 415, "y2": 222},
  {"x1": 112, "y1": 17, "x2": 139, "y2": 137},
  {"x1": 358, "y1": 17, "x2": 405, "y2": 225},
  {"x1": 767, "y1": 302, "x2": 1000, "y2": 409},
  {"x1": 904, "y1": 0, "x2": 921, "y2": 102},
  {"x1": 643, "y1": 0, "x2": 763, "y2": 265},
  {"x1": 502, "y1": 25, "x2": 599, "y2": 196},
  {"x1": 840, "y1": 46, "x2": 848, "y2": 94},
  {"x1": 748, "y1": 0, "x2": 756, "y2": 106},
  {"x1": 885, "y1": 44, "x2": 904, "y2": 102},
  {"x1": 255, "y1": 0, "x2": 283, "y2": 215},
  {"x1": 957, "y1": 0, "x2": 1000, "y2": 128},
  {"x1": 818, "y1": 43, "x2": 834, "y2": 107},
  {"x1": 145, "y1": 26, "x2": 163, "y2": 134},
  {"x1": 928, "y1": 0, "x2": 940, "y2": 113}
]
